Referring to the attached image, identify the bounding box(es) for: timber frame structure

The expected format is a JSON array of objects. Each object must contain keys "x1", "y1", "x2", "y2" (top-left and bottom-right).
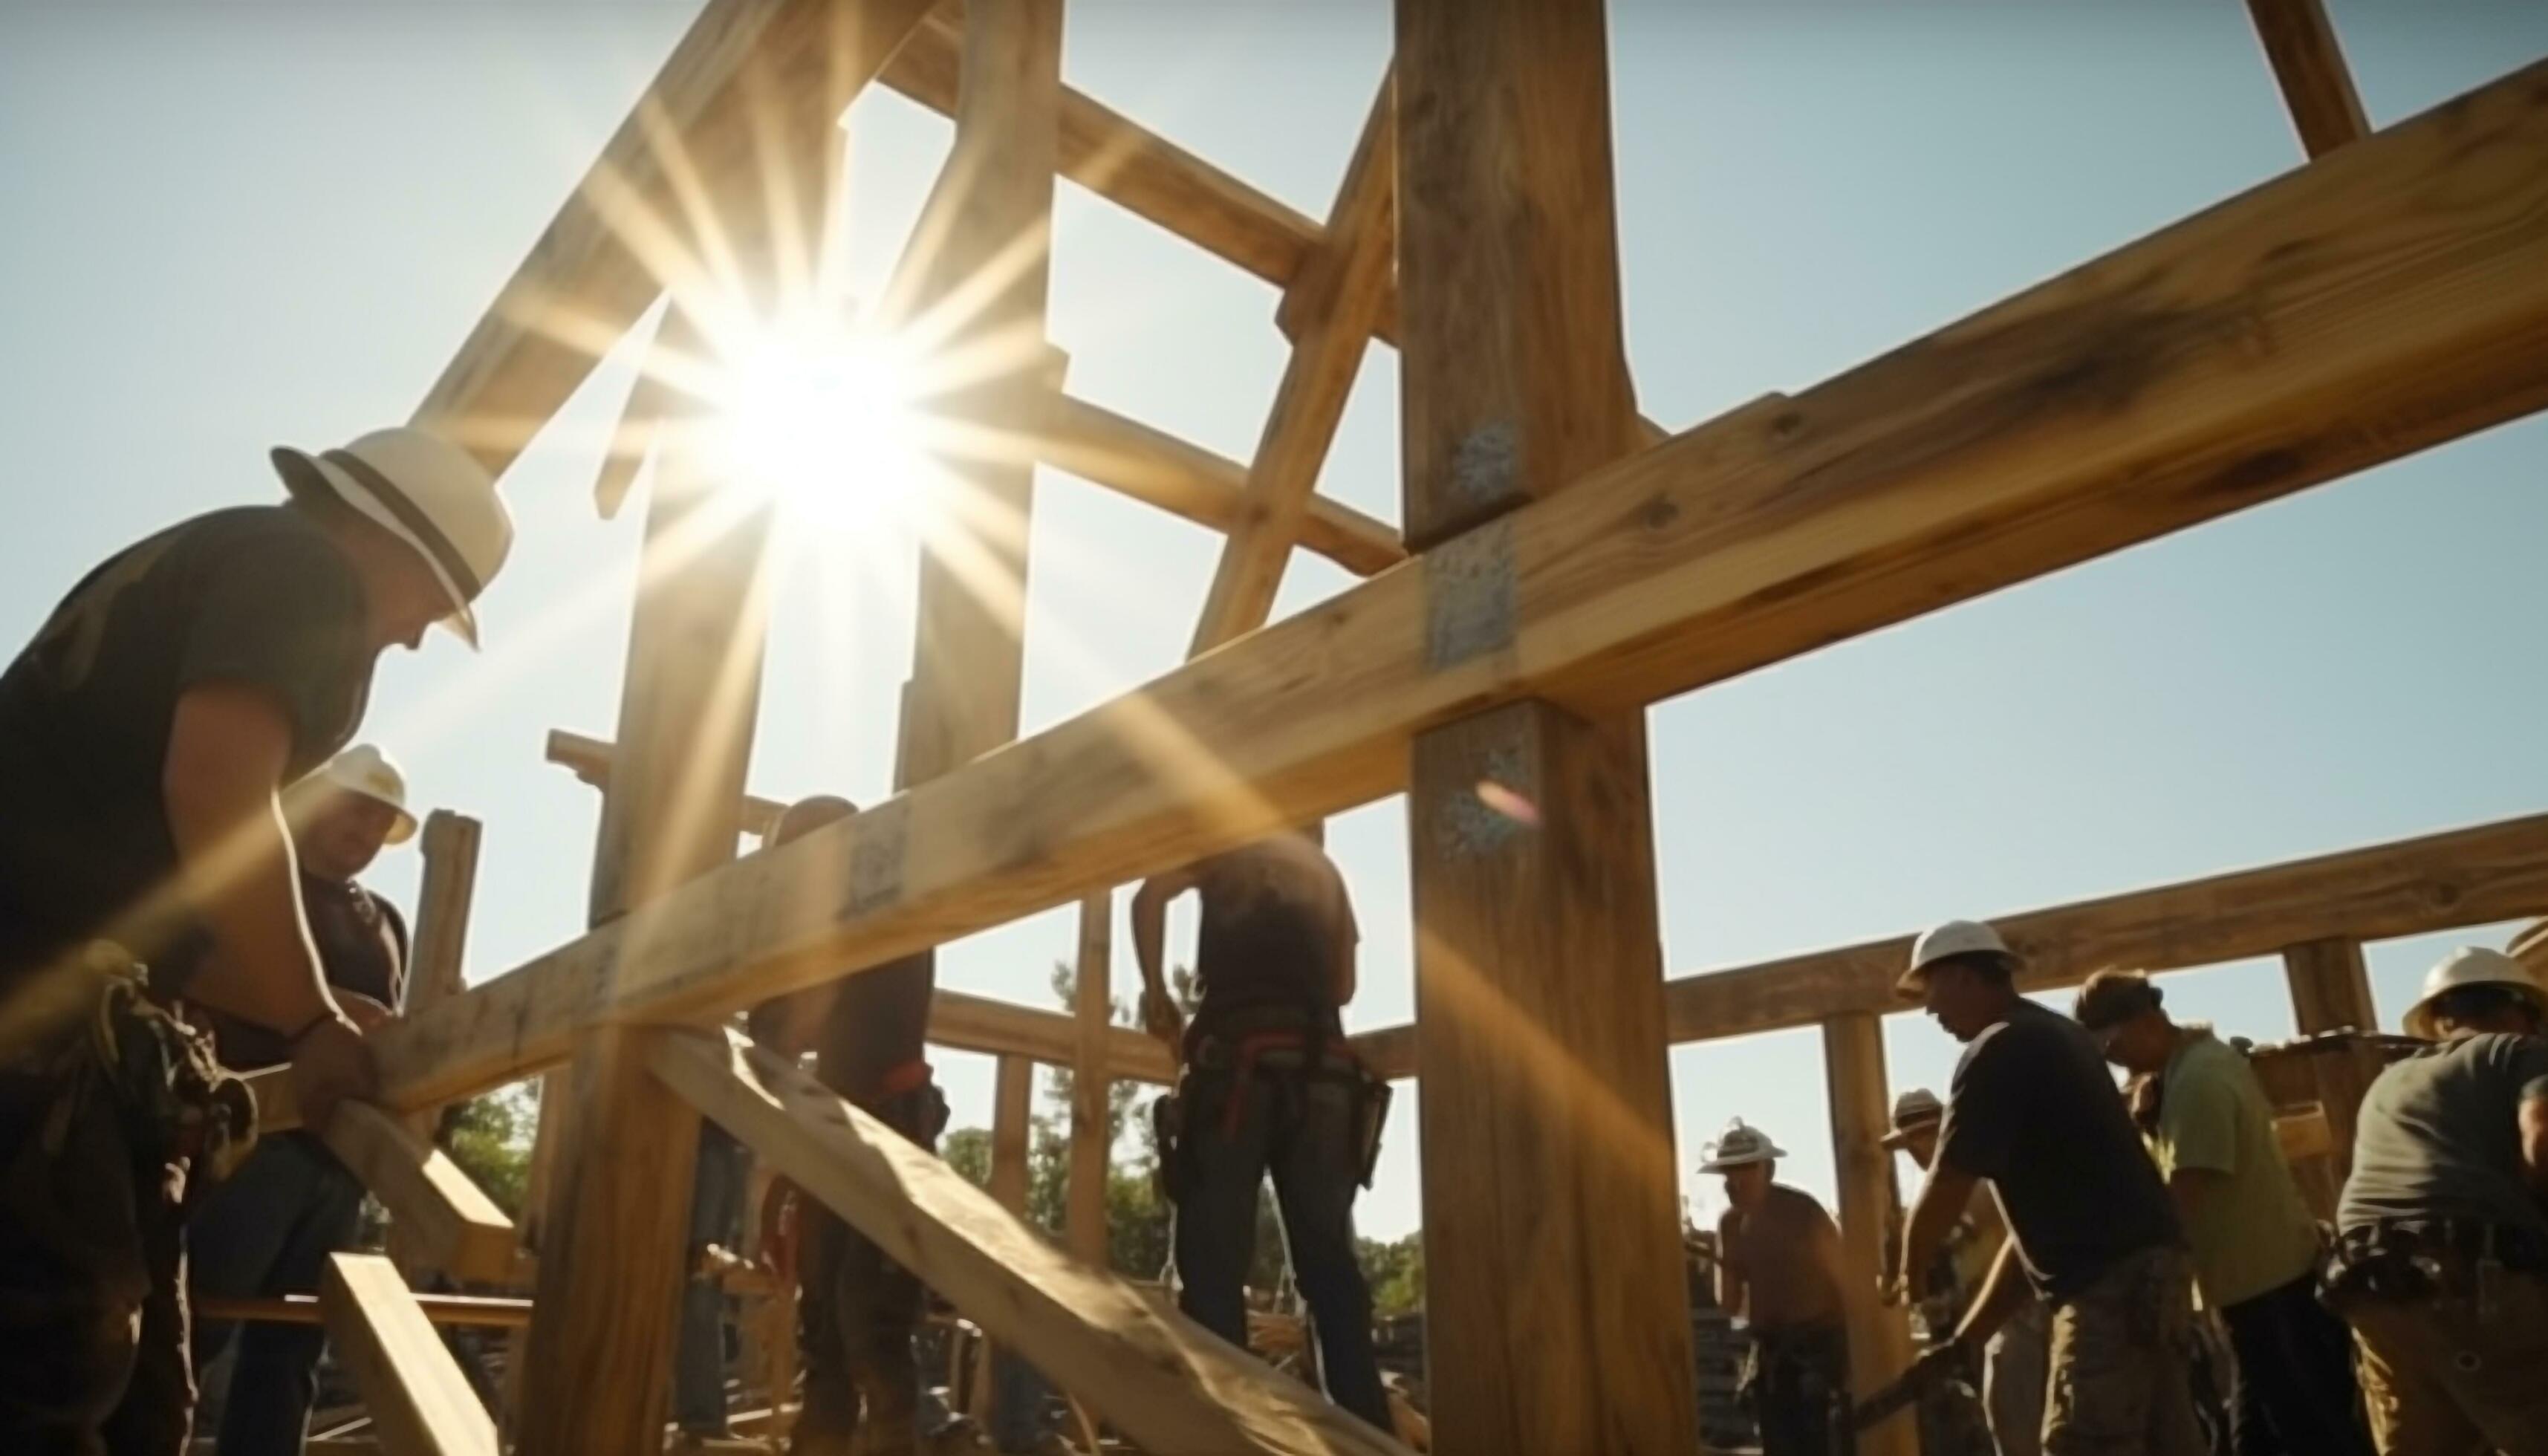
[{"x1": 239, "y1": 2, "x2": 2548, "y2": 1453}]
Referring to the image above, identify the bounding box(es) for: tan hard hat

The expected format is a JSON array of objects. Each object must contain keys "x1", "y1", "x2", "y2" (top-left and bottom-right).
[
  {"x1": 2402, "y1": 947, "x2": 2547, "y2": 1040},
  {"x1": 1880, "y1": 1088, "x2": 1945, "y2": 1148},
  {"x1": 272, "y1": 426, "x2": 513, "y2": 649},
  {"x1": 295, "y1": 744, "x2": 417, "y2": 845},
  {"x1": 1698, "y1": 1118, "x2": 1786, "y2": 1172}
]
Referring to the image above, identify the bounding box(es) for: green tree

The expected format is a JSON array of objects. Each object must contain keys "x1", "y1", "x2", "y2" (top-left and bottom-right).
[{"x1": 438, "y1": 1079, "x2": 539, "y2": 1218}]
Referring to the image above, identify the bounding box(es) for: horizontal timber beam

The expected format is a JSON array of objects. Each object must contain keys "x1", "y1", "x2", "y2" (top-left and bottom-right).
[
  {"x1": 652, "y1": 1027, "x2": 1408, "y2": 1455},
  {"x1": 360, "y1": 59, "x2": 2548, "y2": 1117},
  {"x1": 198, "y1": 1291, "x2": 533, "y2": 1330},
  {"x1": 547, "y1": 729, "x2": 790, "y2": 838}
]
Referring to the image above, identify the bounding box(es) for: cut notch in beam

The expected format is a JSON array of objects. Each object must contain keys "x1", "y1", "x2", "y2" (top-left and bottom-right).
[
  {"x1": 651, "y1": 1027, "x2": 1408, "y2": 1455},
  {"x1": 364, "y1": 58, "x2": 2548, "y2": 1117},
  {"x1": 321, "y1": 1253, "x2": 499, "y2": 1456}
]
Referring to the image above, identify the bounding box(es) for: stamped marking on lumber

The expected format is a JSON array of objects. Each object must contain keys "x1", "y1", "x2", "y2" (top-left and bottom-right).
[
  {"x1": 849, "y1": 799, "x2": 910, "y2": 914},
  {"x1": 1424, "y1": 516, "x2": 1515, "y2": 671},
  {"x1": 1434, "y1": 744, "x2": 1534, "y2": 857},
  {"x1": 1450, "y1": 420, "x2": 1519, "y2": 505}
]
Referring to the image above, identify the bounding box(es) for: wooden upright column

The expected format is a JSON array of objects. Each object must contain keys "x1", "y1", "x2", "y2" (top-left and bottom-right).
[
  {"x1": 976, "y1": 1053, "x2": 1038, "y2": 1422},
  {"x1": 398, "y1": 810, "x2": 481, "y2": 1143},
  {"x1": 2284, "y1": 935, "x2": 2376, "y2": 1034},
  {"x1": 1396, "y1": 4, "x2": 1696, "y2": 1449},
  {"x1": 1067, "y1": 891, "x2": 1114, "y2": 1267},
  {"x1": 1824, "y1": 1013, "x2": 1918, "y2": 1456}
]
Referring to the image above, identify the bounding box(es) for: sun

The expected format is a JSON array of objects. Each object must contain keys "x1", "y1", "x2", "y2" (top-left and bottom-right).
[{"x1": 707, "y1": 316, "x2": 935, "y2": 533}]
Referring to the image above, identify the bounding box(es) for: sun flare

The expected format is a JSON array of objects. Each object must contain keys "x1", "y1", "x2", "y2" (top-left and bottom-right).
[{"x1": 707, "y1": 317, "x2": 935, "y2": 533}]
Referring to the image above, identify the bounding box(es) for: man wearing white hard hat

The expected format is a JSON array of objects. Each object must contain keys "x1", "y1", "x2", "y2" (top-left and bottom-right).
[
  {"x1": 0, "y1": 427, "x2": 508, "y2": 1451},
  {"x1": 1703, "y1": 1119, "x2": 1854, "y2": 1455},
  {"x1": 2324, "y1": 946, "x2": 2548, "y2": 1453},
  {"x1": 188, "y1": 746, "x2": 417, "y2": 1455},
  {"x1": 1885, "y1": 1088, "x2": 2049, "y2": 1456},
  {"x1": 1891, "y1": 920, "x2": 2203, "y2": 1456}
]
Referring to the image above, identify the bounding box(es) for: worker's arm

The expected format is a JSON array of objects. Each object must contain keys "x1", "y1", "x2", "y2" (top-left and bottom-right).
[
  {"x1": 2521, "y1": 1093, "x2": 2548, "y2": 1203},
  {"x1": 2167, "y1": 1166, "x2": 2221, "y2": 1232},
  {"x1": 1131, "y1": 866, "x2": 1199, "y2": 1045},
  {"x1": 1714, "y1": 1212, "x2": 1746, "y2": 1319},
  {"x1": 1949, "y1": 1239, "x2": 2030, "y2": 1350},
  {"x1": 1894, "y1": 1161, "x2": 1978, "y2": 1305}
]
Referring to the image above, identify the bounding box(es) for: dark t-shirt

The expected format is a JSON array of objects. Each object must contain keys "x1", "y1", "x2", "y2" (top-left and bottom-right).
[
  {"x1": 0, "y1": 507, "x2": 372, "y2": 986},
  {"x1": 2339, "y1": 1031, "x2": 2548, "y2": 1240},
  {"x1": 1936, "y1": 1000, "x2": 2182, "y2": 1299},
  {"x1": 1192, "y1": 835, "x2": 1356, "y2": 1036},
  {"x1": 810, "y1": 950, "x2": 935, "y2": 1103},
  {"x1": 207, "y1": 873, "x2": 409, "y2": 1071}
]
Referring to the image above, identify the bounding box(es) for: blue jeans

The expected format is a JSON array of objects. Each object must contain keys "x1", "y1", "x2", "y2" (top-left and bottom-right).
[
  {"x1": 676, "y1": 1122, "x2": 750, "y2": 1434},
  {"x1": 1171, "y1": 1065, "x2": 1392, "y2": 1431},
  {"x1": 188, "y1": 1131, "x2": 364, "y2": 1456}
]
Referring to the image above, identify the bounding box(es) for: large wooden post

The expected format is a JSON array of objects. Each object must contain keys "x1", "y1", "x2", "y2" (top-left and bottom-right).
[
  {"x1": 1067, "y1": 891, "x2": 1114, "y2": 1267},
  {"x1": 1823, "y1": 1013, "x2": 1918, "y2": 1456},
  {"x1": 1395, "y1": 2, "x2": 1698, "y2": 1449},
  {"x1": 2284, "y1": 935, "x2": 2376, "y2": 1034}
]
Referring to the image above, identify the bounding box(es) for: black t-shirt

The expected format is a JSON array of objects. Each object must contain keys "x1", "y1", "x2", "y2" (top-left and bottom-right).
[
  {"x1": 0, "y1": 507, "x2": 373, "y2": 987},
  {"x1": 1192, "y1": 835, "x2": 1356, "y2": 1036},
  {"x1": 811, "y1": 950, "x2": 936, "y2": 1103},
  {"x1": 207, "y1": 873, "x2": 409, "y2": 1071},
  {"x1": 1935, "y1": 1000, "x2": 2183, "y2": 1299}
]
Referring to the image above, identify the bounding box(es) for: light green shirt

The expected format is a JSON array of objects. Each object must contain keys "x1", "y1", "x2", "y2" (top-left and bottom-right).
[{"x1": 2151, "y1": 1027, "x2": 2322, "y2": 1308}]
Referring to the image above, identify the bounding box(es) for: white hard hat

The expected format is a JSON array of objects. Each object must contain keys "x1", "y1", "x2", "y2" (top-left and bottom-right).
[
  {"x1": 1698, "y1": 1118, "x2": 1786, "y2": 1172},
  {"x1": 2402, "y1": 946, "x2": 2547, "y2": 1040},
  {"x1": 1899, "y1": 919, "x2": 2016, "y2": 994},
  {"x1": 296, "y1": 744, "x2": 417, "y2": 845},
  {"x1": 1881, "y1": 1088, "x2": 1945, "y2": 1148},
  {"x1": 272, "y1": 426, "x2": 513, "y2": 649}
]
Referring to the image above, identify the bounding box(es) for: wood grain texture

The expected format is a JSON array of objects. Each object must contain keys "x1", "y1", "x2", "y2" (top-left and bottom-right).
[
  {"x1": 1067, "y1": 891, "x2": 1115, "y2": 1264},
  {"x1": 321, "y1": 1254, "x2": 498, "y2": 1456},
  {"x1": 413, "y1": 0, "x2": 935, "y2": 475},
  {"x1": 322, "y1": 1102, "x2": 519, "y2": 1286},
  {"x1": 1189, "y1": 68, "x2": 1398, "y2": 654},
  {"x1": 396, "y1": 812, "x2": 480, "y2": 1148},
  {"x1": 2244, "y1": 0, "x2": 2370, "y2": 158},
  {"x1": 1822, "y1": 1013, "x2": 1917, "y2": 1456},
  {"x1": 651, "y1": 1028, "x2": 1411, "y2": 1455},
  {"x1": 365, "y1": 59, "x2": 2548, "y2": 1118},
  {"x1": 2283, "y1": 935, "x2": 2377, "y2": 1035}
]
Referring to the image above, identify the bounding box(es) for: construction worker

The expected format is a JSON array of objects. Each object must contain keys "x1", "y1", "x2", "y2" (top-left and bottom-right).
[
  {"x1": 749, "y1": 796, "x2": 955, "y2": 1456},
  {"x1": 1885, "y1": 1088, "x2": 2049, "y2": 1456},
  {"x1": 2324, "y1": 946, "x2": 2548, "y2": 1454},
  {"x1": 1893, "y1": 920, "x2": 2205, "y2": 1456},
  {"x1": 0, "y1": 426, "x2": 508, "y2": 1452},
  {"x1": 186, "y1": 745, "x2": 417, "y2": 1455},
  {"x1": 1133, "y1": 831, "x2": 1393, "y2": 1431},
  {"x1": 2072, "y1": 969, "x2": 2372, "y2": 1456},
  {"x1": 1703, "y1": 1119, "x2": 1853, "y2": 1456}
]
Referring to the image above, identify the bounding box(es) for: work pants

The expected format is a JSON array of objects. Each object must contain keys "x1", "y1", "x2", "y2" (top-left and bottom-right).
[
  {"x1": 2044, "y1": 1244, "x2": 2207, "y2": 1456},
  {"x1": 2344, "y1": 1267, "x2": 2548, "y2": 1456},
  {"x1": 2215, "y1": 1271, "x2": 2373, "y2": 1456},
  {"x1": 1985, "y1": 1298, "x2": 2050, "y2": 1456},
  {"x1": 1745, "y1": 1322, "x2": 1853, "y2": 1456},
  {"x1": 186, "y1": 1131, "x2": 363, "y2": 1456},
  {"x1": 788, "y1": 1085, "x2": 943, "y2": 1456},
  {"x1": 1170, "y1": 1064, "x2": 1393, "y2": 1432},
  {"x1": 675, "y1": 1122, "x2": 750, "y2": 1435}
]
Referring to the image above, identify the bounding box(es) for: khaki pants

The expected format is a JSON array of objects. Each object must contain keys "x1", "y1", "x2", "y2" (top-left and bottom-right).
[
  {"x1": 2347, "y1": 1269, "x2": 2548, "y2": 1456},
  {"x1": 2044, "y1": 1245, "x2": 2206, "y2": 1456},
  {"x1": 1986, "y1": 1298, "x2": 2050, "y2": 1456}
]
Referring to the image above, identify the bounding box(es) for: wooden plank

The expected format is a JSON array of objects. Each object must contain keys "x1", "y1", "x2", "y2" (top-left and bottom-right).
[
  {"x1": 322, "y1": 1102, "x2": 519, "y2": 1286},
  {"x1": 1041, "y1": 394, "x2": 1403, "y2": 577},
  {"x1": 650, "y1": 1027, "x2": 1409, "y2": 1455},
  {"x1": 1667, "y1": 811, "x2": 2548, "y2": 1045},
  {"x1": 1822, "y1": 1013, "x2": 1917, "y2": 1456},
  {"x1": 198, "y1": 1291, "x2": 532, "y2": 1330},
  {"x1": 1394, "y1": 1, "x2": 1694, "y2": 1448},
  {"x1": 1067, "y1": 891, "x2": 1115, "y2": 1265},
  {"x1": 395, "y1": 811, "x2": 478, "y2": 1148},
  {"x1": 2516, "y1": 919, "x2": 2548, "y2": 979},
  {"x1": 989, "y1": 1051, "x2": 1035, "y2": 1214},
  {"x1": 2275, "y1": 1104, "x2": 2334, "y2": 1163},
  {"x1": 1189, "y1": 68, "x2": 1397, "y2": 654},
  {"x1": 412, "y1": 0, "x2": 935, "y2": 475},
  {"x1": 321, "y1": 1254, "x2": 498, "y2": 1456},
  {"x1": 2284, "y1": 935, "x2": 2377, "y2": 1035},
  {"x1": 2244, "y1": 0, "x2": 2370, "y2": 158},
  {"x1": 363, "y1": 59, "x2": 2548, "y2": 1117},
  {"x1": 546, "y1": 727, "x2": 788, "y2": 839}
]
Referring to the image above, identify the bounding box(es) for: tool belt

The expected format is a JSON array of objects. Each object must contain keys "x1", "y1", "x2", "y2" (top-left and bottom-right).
[
  {"x1": 1157, "y1": 1016, "x2": 1393, "y2": 1198},
  {"x1": 2324, "y1": 1218, "x2": 2548, "y2": 1305}
]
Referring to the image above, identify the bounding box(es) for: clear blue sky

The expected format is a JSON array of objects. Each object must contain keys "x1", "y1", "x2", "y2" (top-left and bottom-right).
[{"x1": 4, "y1": 1, "x2": 2544, "y2": 1243}]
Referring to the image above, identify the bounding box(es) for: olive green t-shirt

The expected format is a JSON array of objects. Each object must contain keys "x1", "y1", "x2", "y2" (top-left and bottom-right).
[
  {"x1": 2151, "y1": 1028, "x2": 2323, "y2": 1308},
  {"x1": 0, "y1": 507, "x2": 373, "y2": 987}
]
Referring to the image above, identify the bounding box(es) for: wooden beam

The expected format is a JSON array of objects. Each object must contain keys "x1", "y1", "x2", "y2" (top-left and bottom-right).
[
  {"x1": 2244, "y1": 0, "x2": 2370, "y2": 158},
  {"x1": 2516, "y1": 919, "x2": 2548, "y2": 979},
  {"x1": 2275, "y1": 1104, "x2": 2335, "y2": 1163},
  {"x1": 1394, "y1": 1, "x2": 1696, "y2": 1449},
  {"x1": 932, "y1": 984, "x2": 1173, "y2": 1083},
  {"x1": 322, "y1": 1102, "x2": 519, "y2": 1286},
  {"x1": 1822, "y1": 1013, "x2": 1917, "y2": 1456},
  {"x1": 651, "y1": 1027, "x2": 1408, "y2": 1455},
  {"x1": 412, "y1": 0, "x2": 936, "y2": 476},
  {"x1": 321, "y1": 1254, "x2": 498, "y2": 1456},
  {"x1": 1041, "y1": 394, "x2": 1403, "y2": 577},
  {"x1": 1189, "y1": 68, "x2": 1397, "y2": 654},
  {"x1": 396, "y1": 811, "x2": 480, "y2": 1151},
  {"x1": 1667, "y1": 810, "x2": 2548, "y2": 1045},
  {"x1": 2284, "y1": 935, "x2": 2377, "y2": 1035},
  {"x1": 989, "y1": 1051, "x2": 1035, "y2": 1214},
  {"x1": 365, "y1": 59, "x2": 2548, "y2": 1118},
  {"x1": 545, "y1": 728, "x2": 787, "y2": 839},
  {"x1": 1067, "y1": 892, "x2": 1115, "y2": 1266},
  {"x1": 198, "y1": 1291, "x2": 533, "y2": 1330}
]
